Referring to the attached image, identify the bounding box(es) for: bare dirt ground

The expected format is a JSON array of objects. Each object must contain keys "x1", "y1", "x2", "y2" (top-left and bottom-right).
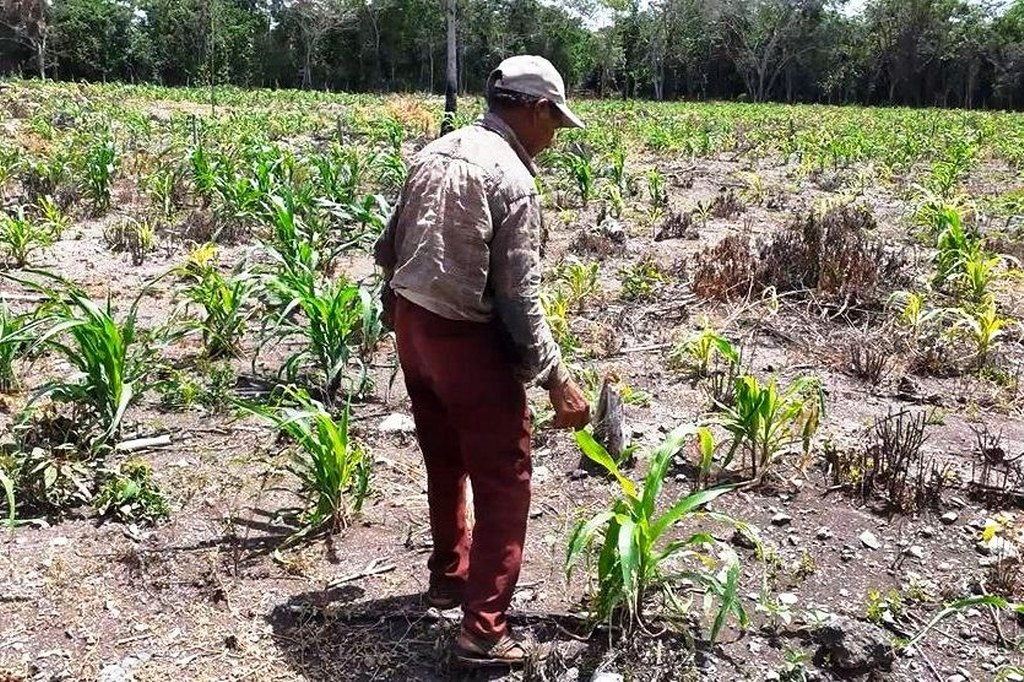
[{"x1": 2, "y1": 91, "x2": 1024, "y2": 682}]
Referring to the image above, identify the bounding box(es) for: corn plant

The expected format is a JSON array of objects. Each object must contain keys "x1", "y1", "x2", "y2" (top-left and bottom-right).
[
  {"x1": 36, "y1": 195, "x2": 70, "y2": 238},
  {"x1": 261, "y1": 263, "x2": 381, "y2": 401},
  {"x1": 555, "y1": 150, "x2": 597, "y2": 205},
  {"x1": 0, "y1": 301, "x2": 41, "y2": 393},
  {"x1": 604, "y1": 146, "x2": 627, "y2": 191},
  {"x1": 956, "y1": 297, "x2": 1011, "y2": 362},
  {"x1": 18, "y1": 274, "x2": 161, "y2": 444},
  {"x1": 0, "y1": 465, "x2": 13, "y2": 527},
  {"x1": 0, "y1": 207, "x2": 53, "y2": 267},
  {"x1": 717, "y1": 375, "x2": 824, "y2": 481},
  {"x1": 182, "y1": 266, "x2": 255, "y2": 358},
  {"x1": 540, "y1": 286, "x2": 580, "y2": 357},
  {"x1": 932, "y1": 206, "x2": 979, "y2": 288},
  {"x1": 81, "y1": 135, "x2": 117, "y2": 214},
  {"x1": 553, "y1": 258, "x2": 601, "y2": 310},
  {"x1": 670, "y1": 320, "x2": 740, "y2": 378},
  {"x1": 245, "y1": 387, "x2": 371, "y2": 540},
  {"x1": 567, "y1": 425, "x2": 750, "y2": 637},
  {"x1": 957, "y1": 250, "x2": 1012, "y2": 303},
  {"x1": 620, "y1": 257, "x2": 669, "y2": 301},
  {"x1": 646, "y1": 168, "x2": 667, "y2": 208}
]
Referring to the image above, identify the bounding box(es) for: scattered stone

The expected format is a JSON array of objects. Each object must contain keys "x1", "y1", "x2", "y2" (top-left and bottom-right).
[
  {"x1": 765, "y1": 673, "x2": 781, "y2": 682},
  {"x1": 816, "y1": 527, "x2": 833, "y2": 540},
  {"x1": 965, "y1": 608, "x2": 981, "y2": 619},
  {"x1": 812, "y1": 617, "x2": 895, "y2": 673},
  {"x1": 859, "y1": 531, "x2": 881, "y2": 550},
  {"x1": 591, "y1": 674, "x2": 624, "y2": 682},
  {"x1": 533, "y1": 466, "x2": 551, "y2": 485},
  {"x1": 1004, "y1": 672, "x2": 1024, "y2": 682},
  {"x1": 378, "y1": 413, "x2": 416, "y2": 434},
  {"x1": 949, "y1": 496, "x2": 967, "y2": 508},
  {"x1": 941, "y1": 512, "x2": 959, "y2": 525},
  {"x1": 919, "y1": 526, "x2": 936, "y2": 538},
  {"x1": 946, "y1": 676, "x2": 966, "y2": 682},
  {"x1": 938, "y1": 562, "x2": 953, "y2": 571},
  {"x1": 771, "y1": 513, "x2": 793, "y2": 527},
  {"x1": 557, "y1": 668, "x2": 580, "y2": 682},
  {"x1": 97, "y1": 664, "x2": 134, "y2": 682},
  {"x1": 907, "y1": 546, "x2": 925, "y2": 559},
  {"x1": 569, "y1": 469, "x2": 588, "y2": 481},
  {"x1": 976, "y1": 536, "x2": 1020, "y2": 560}
]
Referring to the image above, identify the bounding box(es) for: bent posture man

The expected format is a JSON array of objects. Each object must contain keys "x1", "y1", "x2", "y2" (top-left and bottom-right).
[{"x1": 373, "y1": 55, "x2": 590, "y2": 667}]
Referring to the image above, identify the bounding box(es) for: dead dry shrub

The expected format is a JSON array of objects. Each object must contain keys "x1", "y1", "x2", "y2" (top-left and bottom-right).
[
  {"x1": 175, "y1": 207, "x2": 247, "y2": 245},
  {"x1": 711, "y1": 188, "x2": 745, "y2": 219},
  {"x1": 847, "y1": 334, "x2": 894, "y2": 386},
  {"x1": 826, "y1": 408, "x2": 955, "y2": 513},
  {"x1": 691, "y1": 235, "x2": 755, "y2": 301},
  {"x1": 570, "y1": 219, "x2": 627, "y2": 259},
  {"x1": 755, "y1": 205, "x2": 908, "y2": 303},
  {"x1": 654, "y1": 211, "x2": 698, "y2": 242}
]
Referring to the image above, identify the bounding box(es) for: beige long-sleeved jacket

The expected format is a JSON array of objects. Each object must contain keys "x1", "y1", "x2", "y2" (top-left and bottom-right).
[{"x1": 373, "y1": 112, "x2": 566, "y2": 389}]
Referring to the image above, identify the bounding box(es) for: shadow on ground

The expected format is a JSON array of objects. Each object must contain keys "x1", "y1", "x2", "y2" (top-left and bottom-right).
[{"x1": 265, "y1": 589, "x2": 620, "y2": 681}]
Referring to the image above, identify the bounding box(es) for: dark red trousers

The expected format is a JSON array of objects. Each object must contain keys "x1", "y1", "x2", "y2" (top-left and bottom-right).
[{"x1": 394, "y1": 295, "x2": 532, "y2": 639}]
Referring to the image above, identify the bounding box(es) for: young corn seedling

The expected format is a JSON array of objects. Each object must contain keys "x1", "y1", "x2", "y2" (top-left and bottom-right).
[
  {"x1": 0, "y1": 301, "x2": 41, "y2": 393},
  {"x1": 555, "y1": 151, "x2": 596, "y2": 206},
  {"x1": 554, "y1": 258, "x2": 601, "y2": 311},
  {"x1": 261, "y1": 262, "x2": 381, "y2": 402},
  {"x1": 670, "y1": 320, "x2": 740, "y2": 378},
  {"x1": 245, "y1": 387, "x2": 371, "y2": 541},
  {"x1": 956, "y1": 297, "x2": 1011, "y2": 364},
  {"x1": 182, "y1": 266, "x2": 255, "y2": 359},
  {"x1": 81, "y1": 135, "x2": 117, "y2": 214},
  {"x1": 620, "y1": 257, "x2": 669, "y2": 302},
  {"x1": 646, "y1": 168, "x2": 667, "y2": 208},
  {"x1": 17, "y1": 274, "x2": 163, "y2": 444},
  {"x1": 0, "y1": 207, "x2": 53, "y2": 267},
  {"x1": 36, "y1": 195, "x2": 69, "y2": 238},
  {"x1": 567, "y1": 425, "x2": 752, "y2": 637},
  {"x1": 718, "y1": 375, "x2": 824, "y2": 483},
  {"x1": 540, "y1": 286, "x2": 580, "y2": 358}
]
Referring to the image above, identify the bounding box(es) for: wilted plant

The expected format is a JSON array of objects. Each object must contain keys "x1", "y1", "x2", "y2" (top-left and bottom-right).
[
  {"x1": 567, "y1": 425, "x2": 750, "y2": 637},
  {"x1": 104, "y1": 217, "x2": 156, "y2": 266},
  {"x1": 541, "y1": 286, "x2": 580, "y2": 357},
  {"x1": 245, "y1": 387, "x2": 371, "y2": 540}
]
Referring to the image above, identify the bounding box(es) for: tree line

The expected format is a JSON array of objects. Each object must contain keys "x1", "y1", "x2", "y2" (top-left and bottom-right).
[{"x1": 2, "y1": 0, "x2": 1024, "y2": 110}]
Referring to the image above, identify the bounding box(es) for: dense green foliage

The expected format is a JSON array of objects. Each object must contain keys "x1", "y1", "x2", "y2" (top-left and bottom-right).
[{"x1": 3, "y1": 0, "x2": 1024, "y2": 109}]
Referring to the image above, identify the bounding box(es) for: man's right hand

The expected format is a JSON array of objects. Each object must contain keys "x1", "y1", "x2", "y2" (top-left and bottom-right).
[{"x1": 549, "y1": 378, "x2": 590, "y2": 430}]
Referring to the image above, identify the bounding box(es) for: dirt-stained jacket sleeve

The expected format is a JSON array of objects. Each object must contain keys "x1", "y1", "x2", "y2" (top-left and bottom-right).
[{"x1": 489, "y1": 194, "x2": 567, "y2": 389}]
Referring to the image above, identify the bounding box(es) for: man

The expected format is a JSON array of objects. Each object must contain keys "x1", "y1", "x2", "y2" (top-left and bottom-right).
[{"x1": 373, "y1": 55, "x2": 590, "y2": 667}]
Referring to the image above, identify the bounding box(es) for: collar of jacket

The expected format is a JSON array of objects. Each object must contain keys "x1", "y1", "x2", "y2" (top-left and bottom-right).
[{"x1": 478, "y1": 111, "x2": 538, "y2": 177}]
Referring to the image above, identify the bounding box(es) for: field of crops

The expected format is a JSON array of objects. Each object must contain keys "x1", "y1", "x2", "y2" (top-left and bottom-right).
[{"x1": 0, "y1": 79, "x2": 1023, "y2": 681}]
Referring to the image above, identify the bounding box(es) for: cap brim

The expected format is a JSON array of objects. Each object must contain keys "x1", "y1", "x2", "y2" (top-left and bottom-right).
[{"x1": 553, "y1": 102, "x2": 585, "y2": 129}]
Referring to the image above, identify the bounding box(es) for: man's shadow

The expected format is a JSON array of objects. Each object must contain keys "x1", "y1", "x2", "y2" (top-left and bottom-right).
[{"x1": 265, "y1": 588, "x2": 609, "y2": 681}]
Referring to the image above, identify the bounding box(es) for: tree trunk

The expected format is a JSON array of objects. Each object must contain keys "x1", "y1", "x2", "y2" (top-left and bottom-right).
[{"x1": 442, "y1": 0, "x2": 457, "y2": 136}]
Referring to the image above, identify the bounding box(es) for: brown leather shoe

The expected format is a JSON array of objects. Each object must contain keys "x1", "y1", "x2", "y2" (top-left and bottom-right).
[{"x1": 452, "y1": 630, "x2": 530, "y2": 668}]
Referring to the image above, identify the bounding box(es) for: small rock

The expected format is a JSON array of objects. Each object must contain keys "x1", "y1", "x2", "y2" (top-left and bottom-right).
[
  {"x1": 965, "y1": 608, "x2": 981, "y2": 619},
  {"x1": 97, "y1": 664, "x2": 134, "y2": 682},
  {"x1": 1004, "y1": 672, "x2": 1023, "y2": 682},
  {"x1": 907, "y1": 546, "x2": 925, "y2": 559},
  {"x1": 557, "y1": 668, "x2": 580, "y2": 682},
  {"x1": 941, "y1": 512, "x2": 959, "y2": 525},
  {"x1": 771, "y1": 513, "x2": 793, "y2": 527},
  {"x1": 859, "y1": 531, "x2": 881, "y2": 550},
  {"x1": 816, "y1": 526, "x2": 833, "y2": 540},
  {"x1": 765, "y1": 673, "x2": 781, "y2": 681},
  {"x1": 533, "y1": 466, "x2": 551, "y2": 485},
  {"x1": 946, "y1": 676, "x2": 966, "y2": 682},
  {"x1": 569, "y1": 469, "x2": 588, "y2": 481},
  {"x1": 591, "y1": 673, "x2": 624, "y2": 682},
  {"x1": 976, "y1": 536, "x2": 1019, "y2": 560},
  {"x1": 839, "y1": 589, "x2": 850, "y2": 598},
  {"x1": 938, "y1": 562, "x2": 953, "y2": 571},
  {"x1": 812, "y1": 617, "x2": 895, "y2": 672},
  {"x1": 919, "y1": 526, "x2": 936, "y2": 538},
  {"x1": 378, "y1": 413, "x2": 416, "y2": 434}
]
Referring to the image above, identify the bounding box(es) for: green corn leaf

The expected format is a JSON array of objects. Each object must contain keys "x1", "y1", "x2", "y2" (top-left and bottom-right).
[
  {"x1": 566, "y1": 510, "x2": 615, "y2": 575},
  {"x1": 575, "y1": 430, "x2": 637, "y2": 499},
  {"x1": 651, "y1": 485, "x2": 734, "y2": 540}
]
